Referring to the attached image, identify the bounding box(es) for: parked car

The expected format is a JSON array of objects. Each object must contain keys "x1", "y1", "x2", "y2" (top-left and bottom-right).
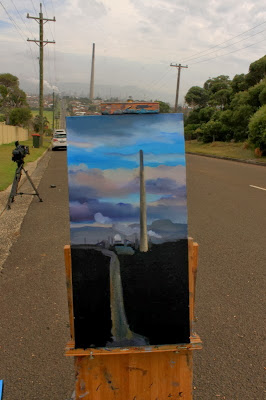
[{"x1": 51, "y1": 129, "x2": 67, "y2": 150}]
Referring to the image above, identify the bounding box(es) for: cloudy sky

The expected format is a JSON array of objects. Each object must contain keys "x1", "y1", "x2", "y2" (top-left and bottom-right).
[
  {"x1": 0, "y1": 0, "x2": 265, "y2": 104},
  {"x1": 67, "y1": 114, "x2": 188, "y2": 241}
]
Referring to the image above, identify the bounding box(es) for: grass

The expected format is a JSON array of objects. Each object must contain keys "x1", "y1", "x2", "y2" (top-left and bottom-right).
[
  {"x1": 31, "y1": 110, "x2": 54, "y2": 128},
  {"x1": 0, "y1": 138, "x2": 50, "y2": 191},
  {"x1": 185, "y1": 140, "x2": 266, "y2": 163}
]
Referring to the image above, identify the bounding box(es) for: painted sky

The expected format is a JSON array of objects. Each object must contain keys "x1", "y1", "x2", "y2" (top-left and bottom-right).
[
  {"x1": 67, "y1": 114, "x2": 188, "y2": 237},
  {"x1": 0, "y1": 1, "x2": 265, "y2": 103}
]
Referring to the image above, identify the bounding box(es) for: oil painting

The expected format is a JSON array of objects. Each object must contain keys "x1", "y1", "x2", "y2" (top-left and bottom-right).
[{"x1": 66, "y1": 113, "x2": 190, "y2": 349}]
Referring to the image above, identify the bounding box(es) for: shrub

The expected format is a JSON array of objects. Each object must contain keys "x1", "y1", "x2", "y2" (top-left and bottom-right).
[{"x1": 248, "y1": 105, "x2": 266, "y2": 154}]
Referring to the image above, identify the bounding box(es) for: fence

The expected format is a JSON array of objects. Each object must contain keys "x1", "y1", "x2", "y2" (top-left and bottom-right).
[{"x1": 0, "y1": 123, "x2": 29, "y2": 145}]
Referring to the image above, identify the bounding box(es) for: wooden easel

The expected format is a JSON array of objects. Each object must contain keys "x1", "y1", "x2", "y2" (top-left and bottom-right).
[{"x1": 64, "y1": 238, "x2": 201, "y2": 400}]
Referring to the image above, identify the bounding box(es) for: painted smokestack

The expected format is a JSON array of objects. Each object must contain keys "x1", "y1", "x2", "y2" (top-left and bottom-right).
[
  {"x1": 89, "y1": 43, "x2": 95, "y2": 100},
  {"x1": 139, "y1": 150, "x2": 148, "y2": 252}
]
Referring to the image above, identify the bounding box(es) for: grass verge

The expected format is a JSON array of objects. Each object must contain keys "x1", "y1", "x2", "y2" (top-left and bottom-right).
[
  {"x1": 185, "y1": 140, "x2": 266, "y2": 164},
  {"x1": 0, "y1": 138, "x2": 50, "y2": 191}
]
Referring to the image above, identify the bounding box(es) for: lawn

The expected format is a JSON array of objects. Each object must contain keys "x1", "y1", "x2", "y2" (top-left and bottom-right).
[
  {"x1": 185, "y1": 140, "x2": 266, "y2": 164},
  {"x1": 0, "y1": 138, "x2": 50, "y2": 191}
]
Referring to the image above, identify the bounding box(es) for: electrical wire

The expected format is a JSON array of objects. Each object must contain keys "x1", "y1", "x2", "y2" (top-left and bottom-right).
[
  {"x1": 181, "y1": 28, "x2": 266, "y2": 64},
  {"x1": 181, "y1": 20, "x2": 266, "y2": 63},
  {"x1": 190, "y1": 37, "x2": 266, "y2": 66}
]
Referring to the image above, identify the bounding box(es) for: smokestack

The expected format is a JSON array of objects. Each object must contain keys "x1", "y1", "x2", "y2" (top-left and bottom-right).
[
  {"x1": 139, "y1": 150, "x2": 148, "y2": 252},
  {"x1": 89, "y1": 43, "x2": 95, "y2": 100}
]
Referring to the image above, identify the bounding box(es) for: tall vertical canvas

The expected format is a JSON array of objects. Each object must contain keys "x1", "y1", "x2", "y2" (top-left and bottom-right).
[{"x1": 66, "y1": 114, "x2": 190, "y2": 349}]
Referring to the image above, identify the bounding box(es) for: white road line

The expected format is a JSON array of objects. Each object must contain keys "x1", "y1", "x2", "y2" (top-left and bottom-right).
[{"x1": 249, "y1": 185, "x2": 266, "y2": 191}]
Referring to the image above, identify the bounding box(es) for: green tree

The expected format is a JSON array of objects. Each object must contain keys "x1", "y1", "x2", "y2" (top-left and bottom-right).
[
  {"x1": 231, "y1": 73, "x2": 248, "y2": 94},
  {"x1": 259, "y1": 86, "x2": 266, "y2": 105},
  {"x1": 245, "y1": 55, "x2": 266, "y2": 88},
  {"x1": 157, "y1": 101, "x2": 171, "y2": 113},
  {"x1": 9, "y1": 107, "x2": 32, "y2": 127},
  {"x1": 33, "y1": 115, "x2": 49, "y2": 133},
  {"x1": 248, "y1": 80, "x2": 266, "y2": 109},
  {"x1": 0, "y1": 73, "x2": 28, "y2": 122},
  {"x1": 211, "y1": 88, "x2": 232, "y2": 109},
  {"x1": 232, "y1": 105, "x2": 253, "y2": 141},
  {"x1": 230, "y1": 91, "x2": 250, "y2": 109},
  {"x1": 248, "y1": 105, "x2": 266, "y2": 153},
  {"x1": 185, "y1": 86, "x2": 209, "y2": 107},
  {"x1": 204, "y1": 75, "x2": 231, "y2": 94},
  {"x1": 201, "y1": 120, "x2": 226, "y2": 143},
  {"x1": 198, "y1": 107, "x2": 215, "y2": 122}
]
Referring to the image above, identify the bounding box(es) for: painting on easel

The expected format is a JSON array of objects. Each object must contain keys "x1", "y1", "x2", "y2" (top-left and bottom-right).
[{"x1": 66, "y1": 113, "x2": 189, "y2": 349}]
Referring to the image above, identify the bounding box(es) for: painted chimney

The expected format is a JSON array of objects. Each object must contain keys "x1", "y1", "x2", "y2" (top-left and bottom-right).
[{"x1": 139, "y1": 150, "x2": 148, "y2": 252}]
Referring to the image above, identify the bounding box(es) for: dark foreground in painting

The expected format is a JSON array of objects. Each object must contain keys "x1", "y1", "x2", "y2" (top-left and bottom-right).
[{"x1": 71, "y1": 239, "x2": 189, "y2": 349}]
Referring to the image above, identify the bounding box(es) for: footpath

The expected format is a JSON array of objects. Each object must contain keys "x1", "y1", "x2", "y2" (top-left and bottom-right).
[{"x1": 0, "y1": 150, "x2": 74, "y2": 400}]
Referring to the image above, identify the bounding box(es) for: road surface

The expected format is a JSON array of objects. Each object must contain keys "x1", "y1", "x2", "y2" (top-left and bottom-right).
[{"x1": 0, "y1": 151, "x2": 265, "y2": 399}]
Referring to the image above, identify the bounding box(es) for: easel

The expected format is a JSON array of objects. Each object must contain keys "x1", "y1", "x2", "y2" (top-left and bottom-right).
[{"x1": 64, "y1": 238, "x2": 201, "y2": 400}]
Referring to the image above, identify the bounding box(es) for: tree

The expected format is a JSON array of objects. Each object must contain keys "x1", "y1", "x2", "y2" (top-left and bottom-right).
[
  {"x1": 245, "y1": 55, "x2": 266, "y2": 88},
  {"x1": 248, "y1": 80, "x2": 266, "y2": 109},
  {"x1": 198, "y1": 107, "x2": 215, "y2": 122},
  {"x1": 157, "y1": 101, "x2": 171, "y2": 113},
  {"x1": 201, "y1": 120, "x2": 226, "y2": 143},
  {"x1": 232, "y1": 105, "x2": 253, "y2": 141},
  {"x1": 0, "y1": 73, "x2": 28, "y2": 122},
  {"x1": 211, "y1": 88, "x2": 232, "y2": 109},
  {"x1": 185, "y1": 86, "x2": 209, "y2": 108},
  {"x1": 9, "y1": 107, "x2": 32, "y2": 127},
  {"x1": 259, "y1": 86, "x2": 266, "y2": 105},
  {"x1": 204, "y1": 75, "x2": 231, "y2": 94},
  {"x1": 231, "y1": 73, "x2": 248, "y2": 94},
  {"x1": 33, "y1": 115, "x2": 49, "y2": 133},
  {"x1": 248, "y1": 105, "x2": 266, "y2": 154}
]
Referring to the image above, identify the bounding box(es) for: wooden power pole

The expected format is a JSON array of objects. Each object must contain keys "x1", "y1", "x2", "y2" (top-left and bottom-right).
[
  {"x1": 170, "y1": 63, "x2": 188, "y2": 112},
  {"x1": 27, "y1": 3, "x2": 55, "y2": 139}
]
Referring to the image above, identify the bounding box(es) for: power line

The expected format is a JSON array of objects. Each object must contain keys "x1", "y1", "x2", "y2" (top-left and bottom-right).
[
  {"x1": 181, "y1": 28, "x2": 266, "y2": 64},
  {"x1": 0, "y1": 0, "x2": 28, "y2": 41},
  {"x1": 30, "y1": 0, "x2": 37, "y2": 14},
  {"x1": 190, "y1": 37, "x2": 266, "y2": 66},
  {"x1": 181, "y1": 20, "x2": 266, "y2": 63}
]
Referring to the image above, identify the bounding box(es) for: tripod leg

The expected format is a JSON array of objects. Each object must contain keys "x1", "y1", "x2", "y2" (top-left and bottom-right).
[
  {"x1": 7, "y1": 165, "x2": 23, "y2": 210},
  {"x1": 22, "y1": 167, "x2": 43, "y2": 202}
]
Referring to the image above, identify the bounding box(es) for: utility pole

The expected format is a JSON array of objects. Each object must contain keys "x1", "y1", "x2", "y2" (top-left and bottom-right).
[
  {"x1": 52, "y1": 91, "x2": 55, "y2": 131},
  {"x1": 27, "y1": 3, "x2": 55, "y2": 140},
  {"x1": 170, "y1": 63, "x2": 188, "y2": 112}
]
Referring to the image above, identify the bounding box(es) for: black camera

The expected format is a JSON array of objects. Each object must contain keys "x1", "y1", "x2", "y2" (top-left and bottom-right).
[{"x1": 12, "y1": 141, "x2": 30, "y2": 163}]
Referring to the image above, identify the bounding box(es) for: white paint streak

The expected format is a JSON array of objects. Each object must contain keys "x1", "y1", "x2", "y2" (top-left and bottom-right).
[{"x1": 249, "y1": 185, "x2": 266, "y2": 191}]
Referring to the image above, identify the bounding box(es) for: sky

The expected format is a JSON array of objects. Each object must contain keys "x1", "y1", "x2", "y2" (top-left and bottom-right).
[
  {"x1": 0, "y1": 0, "x2": 265, "y2": 104},
  {"x1": 66, "y1": 114, "x2": 188, "y2": 243}
]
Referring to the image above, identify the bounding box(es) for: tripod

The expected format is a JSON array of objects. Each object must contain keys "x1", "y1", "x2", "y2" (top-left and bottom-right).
[{"x1": 7, "y1": 160, "x2": 43, "y2": 210}]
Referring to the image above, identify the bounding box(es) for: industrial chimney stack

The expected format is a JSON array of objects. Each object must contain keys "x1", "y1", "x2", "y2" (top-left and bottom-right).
[
  {"x1": 89, "y1": 43, "x2": 95, "y2": 101},
  {"x1": 139, "y1": 150, "x2": 148, "y2": 252}
]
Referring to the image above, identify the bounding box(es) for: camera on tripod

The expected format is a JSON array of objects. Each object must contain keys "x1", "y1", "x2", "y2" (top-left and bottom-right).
[
  {"x1": 12, "y1": 141, "x2": 30, "y2": 164},
  {"x1": 7, "y1": 141, "x2": 42, "y2": 209}
]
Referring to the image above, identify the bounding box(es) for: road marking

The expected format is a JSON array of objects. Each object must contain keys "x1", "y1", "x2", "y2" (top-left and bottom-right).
[{"x1": 249, "y1": 185, "x2": 266, "y2": 191}]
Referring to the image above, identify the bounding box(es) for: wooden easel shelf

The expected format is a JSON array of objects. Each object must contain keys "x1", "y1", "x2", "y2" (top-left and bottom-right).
[{"x1": 65, "y1": 334, "x2": 202, "y2": 357}]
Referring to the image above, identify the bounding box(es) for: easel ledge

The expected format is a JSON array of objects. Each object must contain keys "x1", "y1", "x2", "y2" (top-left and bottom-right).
[{"x1": 65, "y1": 333, "x2": 202, "y2": 357}]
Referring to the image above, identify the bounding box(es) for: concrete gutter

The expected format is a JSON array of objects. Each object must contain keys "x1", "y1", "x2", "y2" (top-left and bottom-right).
[
  {"x1": 0, "y1": 148, "x2": 51, "y2": 270},
  {"x1": 186, "y1": 151, "x2": 266, "y2": 167}
]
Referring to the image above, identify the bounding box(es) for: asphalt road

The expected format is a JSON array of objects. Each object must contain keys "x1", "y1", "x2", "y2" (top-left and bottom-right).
[
  {"x1": 0, "y1": 151, "x2": 265, "y2": 399},
  {"x1": 186, "y1": 155, "x2": 265, "y2": 400}
]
